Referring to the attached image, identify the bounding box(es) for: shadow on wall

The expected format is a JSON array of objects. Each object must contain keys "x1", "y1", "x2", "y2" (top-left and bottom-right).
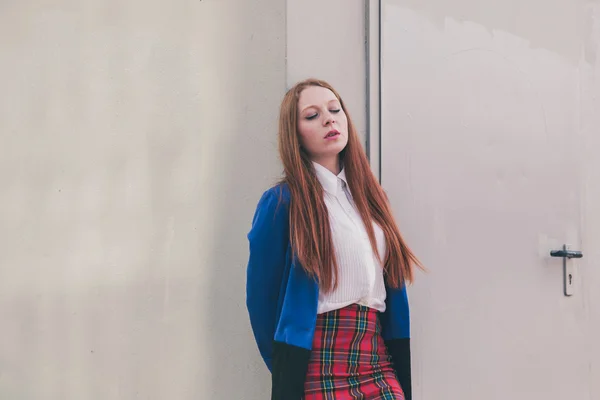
[{"x1": 201, "y1": 0, "x2": 285, "y2": 399}]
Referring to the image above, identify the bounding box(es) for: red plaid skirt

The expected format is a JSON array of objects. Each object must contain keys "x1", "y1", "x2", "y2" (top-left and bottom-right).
[{"x1": 303, "y1": 304, "x2": 405, "y2": 400}]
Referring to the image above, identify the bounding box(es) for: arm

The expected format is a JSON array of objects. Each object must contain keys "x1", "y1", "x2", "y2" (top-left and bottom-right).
[
  {"x1": 246, "y1": 187, "x2": 289, "y2": 372},
  {"x1": 383, "y1": 285, "x2": 412, "y2": 400},
  {"x1": 387, "y1": 337, "x2": 412, "y2": 400}
]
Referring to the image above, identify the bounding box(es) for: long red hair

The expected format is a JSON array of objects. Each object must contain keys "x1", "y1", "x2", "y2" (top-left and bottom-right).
[{"x1": 278, "y1": 78, "x2": 422, "y2": 292}]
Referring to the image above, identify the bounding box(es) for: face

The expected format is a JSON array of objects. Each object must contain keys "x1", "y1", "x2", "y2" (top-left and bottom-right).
[{"x1": 297, "y1": 86, "x2": 349, "y2": 166}]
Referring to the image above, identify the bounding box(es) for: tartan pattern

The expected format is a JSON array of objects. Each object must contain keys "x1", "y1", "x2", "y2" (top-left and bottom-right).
[{"x1": 304, "y1": 304, "x2": 405, "y2": 400}]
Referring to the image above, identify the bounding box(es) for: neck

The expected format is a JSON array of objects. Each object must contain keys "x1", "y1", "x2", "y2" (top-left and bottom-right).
[{"x1": 314, "y1": 156, "x2": 340, "y2": 175}]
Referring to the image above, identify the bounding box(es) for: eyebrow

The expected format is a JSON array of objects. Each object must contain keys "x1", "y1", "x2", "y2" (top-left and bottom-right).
[{"x1": 300, "y1": 99, "x2": 341, "y2": 113}]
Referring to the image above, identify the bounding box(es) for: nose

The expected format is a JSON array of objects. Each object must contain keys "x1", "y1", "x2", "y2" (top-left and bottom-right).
[{"x1": 324, "y1": 111, "x2": 335, "y2": 126}]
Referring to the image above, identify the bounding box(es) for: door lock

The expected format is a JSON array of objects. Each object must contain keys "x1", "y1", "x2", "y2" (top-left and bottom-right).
[{"x1": 550, "y1": 244, "x2": 583, "y2": 296}]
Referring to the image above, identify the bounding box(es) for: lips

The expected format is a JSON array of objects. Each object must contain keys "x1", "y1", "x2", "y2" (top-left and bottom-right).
[{"x1": 325, "y1": 130, "x2": 340, "y2": 139}]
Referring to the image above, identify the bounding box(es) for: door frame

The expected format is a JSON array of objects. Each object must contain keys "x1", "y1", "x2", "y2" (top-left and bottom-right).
[{"x1": 365, "y1": 0, "x2": 382, "y2": 182}]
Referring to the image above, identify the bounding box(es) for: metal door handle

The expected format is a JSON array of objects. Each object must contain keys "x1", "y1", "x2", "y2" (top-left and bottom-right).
[
  {"x1": 550, "y1": 249, "x2": 583, "y2": 259},
  {"x1": 550, "y1": 244, "x2": 582, "y2": 297}
]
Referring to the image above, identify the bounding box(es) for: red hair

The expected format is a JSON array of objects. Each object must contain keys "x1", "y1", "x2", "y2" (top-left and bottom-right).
[{"x1": 278, "y1": 78, "x2": 422, "y2": 292}]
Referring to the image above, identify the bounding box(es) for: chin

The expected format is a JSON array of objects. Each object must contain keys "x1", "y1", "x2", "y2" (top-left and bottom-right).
[{"x1": 329, "y1": 142, "x2": 347, "y2": 156}]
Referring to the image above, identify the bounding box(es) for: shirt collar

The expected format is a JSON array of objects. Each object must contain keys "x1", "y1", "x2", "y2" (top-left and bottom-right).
[{"x1": 313, "y1": 161, "x2": 347, "y2": 195}]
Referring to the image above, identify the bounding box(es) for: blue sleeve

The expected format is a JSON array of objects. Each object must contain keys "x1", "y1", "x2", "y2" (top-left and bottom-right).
[
  {"x1": 246, "y1": 188, "x2": 289, "y2": 372},
  {"x1": 382, "y1": 284, "x2": 412, "y2": 399},
  {"x1": 394, "y1": 285, "x2": 410, "y2": 338},
  {"x1": 381, "y1": 284, "x2": 411, "y2": 340}
]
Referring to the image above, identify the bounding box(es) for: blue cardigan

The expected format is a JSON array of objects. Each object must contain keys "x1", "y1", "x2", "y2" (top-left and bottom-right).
[{"x1": 246, "y1": 183, "x2": 412, "y2": 399}]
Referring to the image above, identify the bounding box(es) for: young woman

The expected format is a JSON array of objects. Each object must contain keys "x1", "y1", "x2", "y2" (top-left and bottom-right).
[{"x1": 246, "y1": 78, "x2": 422, "y2": 400}]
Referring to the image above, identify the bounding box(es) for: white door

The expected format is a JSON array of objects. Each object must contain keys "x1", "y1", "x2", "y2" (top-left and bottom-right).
[{"x1": 379, "y1": 1, "x2": 600, "y2": 399}]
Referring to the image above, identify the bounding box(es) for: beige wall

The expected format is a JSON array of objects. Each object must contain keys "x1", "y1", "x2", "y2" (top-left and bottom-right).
[
  {"x1": 0, "y1": 0, "x2": 286, "y2": 399},
  {"x1": 0, "y1": 0, "x2": 372, "y2": 398},
  {"x1": 287, "y1": 0, "x2": 368, "y2": 142},
  {"x1": 379, "y1": 0, "x2": 600, "y2": 398}
]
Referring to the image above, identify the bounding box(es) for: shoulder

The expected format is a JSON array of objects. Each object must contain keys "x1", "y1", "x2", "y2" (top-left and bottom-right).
[
  {"x1": 259, "y1": 182, "x2": 291, "y2": 208},
  {"x1": 249, "y1": 183, "x2": 291, "y2": 237},
  {"x1": 251, "y1": 183, "x2": 291, "y2": 225}
]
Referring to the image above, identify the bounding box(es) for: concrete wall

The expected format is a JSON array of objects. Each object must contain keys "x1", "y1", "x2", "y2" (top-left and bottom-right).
[
  {"x1": 287, "y1": 0, "x2": 368, "y2": 141},
  {"x1": 0, "y1": 0, "x2": 286, "y2": 399}
]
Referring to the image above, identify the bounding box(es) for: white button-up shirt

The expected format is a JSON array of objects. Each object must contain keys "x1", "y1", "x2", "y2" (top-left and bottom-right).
[{"x1": 313, "y1": 162, "x2": 387, "y2": 314}]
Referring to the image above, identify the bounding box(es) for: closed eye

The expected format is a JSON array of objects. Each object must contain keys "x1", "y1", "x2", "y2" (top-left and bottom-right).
[{"x1": 306, "y1": 109, "x2": 341, "y2": 120}]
